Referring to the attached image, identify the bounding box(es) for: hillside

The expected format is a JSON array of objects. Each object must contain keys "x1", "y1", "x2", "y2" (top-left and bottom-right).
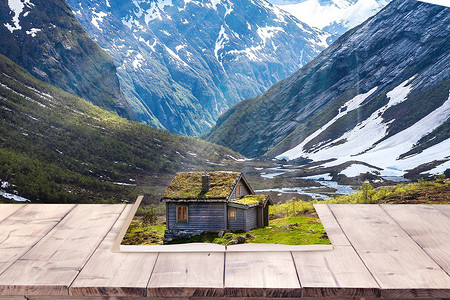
[
  {"x1": 0, "y1": 0, "x2": 134, "y2": 119},
  {"x1": 204, "y1": 0, "x2": 450, "y2": 179},
  {"x1": 0, "y1": 54, "x2": 242, "y2": 203},
  {"x1": 66, "y1": 0, "x2": 329, "y2": 135}
]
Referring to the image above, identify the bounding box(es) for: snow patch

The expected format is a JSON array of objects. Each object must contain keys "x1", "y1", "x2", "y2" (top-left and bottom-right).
[
  {"x1": 133, "y1": 53, "x2": 145, "y2": 69},
  {"x1": 91, "y1": 11, "x2": 107, "y2": 31},
  {"x1": 1, "y1": 180, "x2": 10, "y2": 189},
  {"x1": 309, "y1": 86, "x2": 449, "y2": 176},
  {"x1": 0, "y1": 191, "x2": 31, "y2": 202},
  {"x1": 257, "y1": 26, "x2": 283, "y2": 44},
  {"x1": 214, "y1": 25, "x2": 229, "y2": 63},
  {"x1": 25, "y1": 27, "x2": 41, "y2": 37},
  {"x1": 175, "y1": 44, "x2": 186, "y2": 52},
  {"x1": 277, "y1": 86, "x2": 378, "y2": 160},
  {"x1": 164, "y1": 45, "x2": 189, "y2": 67},
  {"x1": 143, "y1": 0, "x2": 173, "y2": 23},
  {"x1": 301, "y1": 173, "x2": 333, "y2": 180},
  {"x1": 341, "y1": 164, "x2": 378, "y2": 177},
  {"x1": 4, "y1": 0, "x2": 33, "y2": 32},
  {"x1": 276, "y1": 77, "x2": 450, "y2": 177}
]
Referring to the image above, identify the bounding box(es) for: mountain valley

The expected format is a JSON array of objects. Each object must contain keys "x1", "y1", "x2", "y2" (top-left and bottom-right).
[
  {"x1": 204, "y1": 0, "x2": 450, "y2": 181},
  {"x1": 66, "y1": 0, "x2": 330, "y2": 135}
]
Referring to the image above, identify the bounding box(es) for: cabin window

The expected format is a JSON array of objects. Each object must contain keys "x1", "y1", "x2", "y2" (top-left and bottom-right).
[
  {"x1": 236, "y1": 184, "x2": 241, "y2": 197},
  {"x1": 228, "y1": 208, "x2": 237, "y2": 221},
  {"x1": 176, "y1": 205, "x2": 188, "y2": 223}
]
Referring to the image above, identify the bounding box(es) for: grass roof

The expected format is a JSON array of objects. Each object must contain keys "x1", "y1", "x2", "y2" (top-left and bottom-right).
[
  {"x1": 162, "y1": 172, "x2": 241, "y2": 200},
  {"x1": 232, "y1": 194, "x2": 268, "y2": 206}
]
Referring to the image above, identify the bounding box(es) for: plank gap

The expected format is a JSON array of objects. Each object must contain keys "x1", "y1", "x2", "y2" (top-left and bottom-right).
[
  {"x1": 0, "y1": 204, "x2": 77, "y2": 278},
  {"x1": 327, "y1": 204, "x2": 383, "y2": 290},
  {"x1": 290, "y1": 251, "x2": 302, "y2": 290},
  {"x1": 0, "y1": 204, "x2": 25, "y2": 224},
  {"x1": 67, "y1": 204, "x2": 128, "y2": 295},
  {"x1": 146, "y1": 252, "x2": 160, "y2": 294},
  {"x1": 381, "y1": 204, "x2": 450, "y2": 277}
]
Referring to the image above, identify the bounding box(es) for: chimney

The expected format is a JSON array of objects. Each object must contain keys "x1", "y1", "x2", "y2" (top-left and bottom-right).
[{"x1": 202, "y1": 171, "x2": 210, "y2": 193}]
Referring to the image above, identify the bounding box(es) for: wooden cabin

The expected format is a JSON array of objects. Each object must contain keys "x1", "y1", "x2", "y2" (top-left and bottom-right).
[{"x1": 161, "y1": 171, "x2": 272, "y2": 242}]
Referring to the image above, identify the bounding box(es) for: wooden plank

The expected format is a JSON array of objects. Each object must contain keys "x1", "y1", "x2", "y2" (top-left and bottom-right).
[
  {"x1": 23, "y1": 297, "x2": 450, "y2": 300},
  {"x1": 382, "y1": 205, "x2": 450, "y2": 275},
  {"x1": 147, "y1": 252, "x2": 224, "y2": 298},
  {"x1": 112, "y1": 195, "x2": 143, "y2": 251},
  {"x1": 433, "y1": 204, "x2": 450, "y2": 218},
  {"x1": 0, "y1": 204, "x2": 125, "y2": 296},
  {"x1": 292, "y1": 246, "x2": 380, "y2": 298},
  {"x1": 0, "y1": 204, "x2": 24, "y2": 223},
  {"x1": 329, "y1": 204, "x2": 450, "y2": 298},
  {"x1": 0, "y1": 204, "x2": 75, "y2": 275},
  {"x1": 224, "y1": 252, "x2": 301, "y2": 298},
  {"x1": 314, "y1": 204, "x2": 351, "y2": 246},
  {"x1": 70, "y1": 205, "x2": 158, "y2": 297}
]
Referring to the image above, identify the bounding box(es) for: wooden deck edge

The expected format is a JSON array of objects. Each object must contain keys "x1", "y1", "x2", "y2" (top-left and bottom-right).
[
  {"x1": 0, "y1": 284, "x2": 68, "y2": 296},
  {"x1": 69, "y1": 286, "x2": 147, "y2": 297},
  {"x1": 112, "y1": 195, "x2": 143, "y2": 252},
  {"x1": 120, "y1": 243, "x2": 333, "y2": 253},
  {"x1": 147, "y1": 287, "x2": 224, "y2": 298},
  {"x1": 224, "y1": 287, "x2": 302, "y2": 298},
  {"x1": 302, "y1": 287, "x2": 381, "y2": 298},
  {"x1": 381, "y1": 288, "x2": 450, "y2": 299}
]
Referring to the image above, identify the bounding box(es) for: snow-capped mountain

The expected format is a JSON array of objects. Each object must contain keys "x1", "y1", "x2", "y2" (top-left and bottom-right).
[
  {"x1": 66, "y1": 0, "x2": 330, "y2": 135},
  {"x1": 0, "y1": 0, "x2": 134, "y2": 120},
  {"x1": 269, "y1": 0, "x2": 391, "y2": 41},
  {"x1": 204, "y1": 0, "x2": 450, "y2": 179}
]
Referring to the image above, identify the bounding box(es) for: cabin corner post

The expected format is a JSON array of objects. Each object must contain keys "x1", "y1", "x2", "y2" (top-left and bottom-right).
[
  {"x1": 224, "y1": 203, "x2": 228, "y2": 230},
  {"x1": 165, "y1": 201, "x2": 169, "y2": 231}
]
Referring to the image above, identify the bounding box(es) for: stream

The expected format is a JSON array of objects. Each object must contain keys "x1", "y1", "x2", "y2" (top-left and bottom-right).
[{"x1": 256, "y1": 167, "x2": 355, "y2": 200}]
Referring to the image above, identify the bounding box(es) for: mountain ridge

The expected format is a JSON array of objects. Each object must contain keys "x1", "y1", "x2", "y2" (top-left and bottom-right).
[
  {"x1": 66, "y1": 0, "x2": 330, "y2": 135},
  {"x1": 204, "y1": 0, "x2": 450, "y2": 178},
  {"x1": 0, "y1": 0, "x2": 135, "y2": 120}
]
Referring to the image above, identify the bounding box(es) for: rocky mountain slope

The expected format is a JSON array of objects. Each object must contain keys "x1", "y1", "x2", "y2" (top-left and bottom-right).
[
  {"x1": 269, "y1": 0, "x2": 390, "y2": 41},
  {"x1": 0, "y1": 54, "x2": 242, "y2": 203},
  {"x1": 0, "y1": 0, "x2": 134, "y2": 119},
  {"x1": 204, "y1": 0, "x2": 450, "y2": 178},
  {"x1": 66, "y1": 0, "x2": 329, "y2": 135}
]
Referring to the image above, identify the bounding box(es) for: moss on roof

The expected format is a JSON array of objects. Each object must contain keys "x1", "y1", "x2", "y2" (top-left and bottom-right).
[
  {"x1": 233, "y1": 194, "x2": 268, "y2": 206},
  {"x1": 162, "y1": 172, "x2": 241, "y2": 200}
]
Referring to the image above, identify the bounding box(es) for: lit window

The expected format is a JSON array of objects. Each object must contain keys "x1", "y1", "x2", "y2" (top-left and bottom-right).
[
  {"x1": 176, "y1": 205, "x2": 188, "y2": 222},
  {"x1": 228, "y1": 208, "x2": 236, "y2": 221},
  {"x1": 236, "y1": 184, "x2": 241, "y2": 197}
]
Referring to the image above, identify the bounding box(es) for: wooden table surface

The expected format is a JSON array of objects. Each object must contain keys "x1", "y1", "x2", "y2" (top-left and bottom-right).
[{"x1": 0, "y1": 203, "x2": 449, "y2": 300}]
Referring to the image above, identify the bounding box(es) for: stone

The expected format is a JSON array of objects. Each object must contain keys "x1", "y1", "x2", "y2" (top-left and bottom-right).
[
  {"x1": 218, "y1": 229, "x2": 230, "y2": 238},
  {"x1": 237, "y1": 235, "x2": 246, "y2": 244}
]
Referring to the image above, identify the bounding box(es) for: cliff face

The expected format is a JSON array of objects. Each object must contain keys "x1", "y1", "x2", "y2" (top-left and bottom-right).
[
  {"x1": 0, "y1": 0, "x2": 135, "y2": 120},
  {"x1": 204, "y1": 0, "x2": 450, "y2": 177},
  {"x1": 66, "y1": 0, "x2": 330, "y2": 135}
]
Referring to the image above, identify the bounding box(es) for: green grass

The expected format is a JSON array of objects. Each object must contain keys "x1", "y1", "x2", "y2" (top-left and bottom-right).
[
  {"x1": 124, "y1": 216, "x2": 330, "y2": 246},
  {"x1": 243, "y1": 217, "x2": 330, "y2": 245},
  {"x1": 162, "y1": 172, "x2": 241, "y2": 199},
  {"x1": 121, "y1": 220, "x2": 166, "y2": 245},
  {"x1": 270, "y1": 177, "x2": 450, "y2": 218},
  {"x1": 233, "y1": 194, "x2": 267, "y2": 205}
]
